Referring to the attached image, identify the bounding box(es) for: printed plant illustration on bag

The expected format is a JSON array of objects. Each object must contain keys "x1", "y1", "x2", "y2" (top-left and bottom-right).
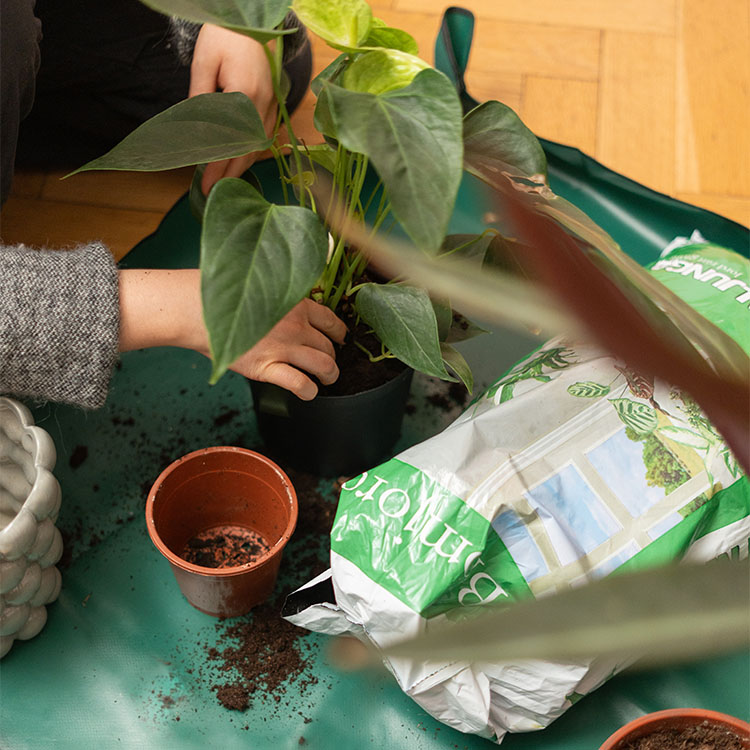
[
  {"x1": 563, "y1": 359, "x2": 738, "y2": 502},
  {"x1": 661, "y1": 390, "x2": 742, "y2": 487},
  {"x1": 484, "y1": 345, "x2": 578, "y2": 404}
]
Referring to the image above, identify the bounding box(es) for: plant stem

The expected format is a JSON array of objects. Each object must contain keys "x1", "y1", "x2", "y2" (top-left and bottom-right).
[
  {"x1": 323, "y1": 151, "x2": 370, "y2": 308},
  {"x1": 270, "y1": 144, "x2": 290, "y2": 205},
  {"x1": 354, "y1": 339, "x2": 395, "y2": 362},
  {"x1": 360, "y1": 178, "x2": 383, "y2": 218},
  {"x1": 323, "y1": 236, "x2": 347, "y2": 306},
  {"x1": 263, "y1": 41, "x2": 306, "y2": 209}
]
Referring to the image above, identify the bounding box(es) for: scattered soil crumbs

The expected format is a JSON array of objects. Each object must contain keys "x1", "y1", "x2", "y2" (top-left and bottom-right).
[
  {"x1": 213, "y1": 409, "x2": 239, "y2": 428},
  {"x1": 428, "y1": 383, "x2": 471, "y2": 413},
  {"x1": 69, "y1": 445, "x2": 88, "y2": 469},
  {"x1": 181, "y1": 526, "x2": 270, "y2": 569},
  {"x1": 448, "y1": 381, "x2": 471, "y2": 408},
  {"x1": 426, "y1": 392, "x2": 452, "y2": 412},
  {"x1": 209, "y1": 600, "x2": 318, "y2": 711},
  {"x1": 198, "y1": 378, "x2": 472, "y2": 717},
  {"x1": 619, "y1": 723, "x2": 748, "y2": 750},
  {"x1": 204, "y1": 463, "x2": 340, "y2": 714}
]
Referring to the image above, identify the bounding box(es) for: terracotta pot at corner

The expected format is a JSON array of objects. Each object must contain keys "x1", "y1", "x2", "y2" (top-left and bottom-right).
[
  {"x1": 599, "y1": 708, "x2": 750, "y2": 750},
  {"x1": 146, "y1": 447, "x2": 298, "y2": 618}
]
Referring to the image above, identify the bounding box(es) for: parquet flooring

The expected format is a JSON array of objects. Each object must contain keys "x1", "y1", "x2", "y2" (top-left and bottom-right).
[{"x1": 2, "y1": 0, "x2": 747, "y2": 262}]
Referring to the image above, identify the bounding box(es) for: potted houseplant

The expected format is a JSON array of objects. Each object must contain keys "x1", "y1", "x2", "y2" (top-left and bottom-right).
[{"x1": 72, "y1": 0, "x2": 546, "y2": 474}]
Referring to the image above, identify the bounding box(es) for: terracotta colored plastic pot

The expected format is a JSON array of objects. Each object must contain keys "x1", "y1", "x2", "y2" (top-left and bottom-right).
[
  {"x1": 599, "y1": 708, "x2": 750, "y2": 749},
  {"x1": 146, "y1": 447, "x2": 297, "y2": 618}
]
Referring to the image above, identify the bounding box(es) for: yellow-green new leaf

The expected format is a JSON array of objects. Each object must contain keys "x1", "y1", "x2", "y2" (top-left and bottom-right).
[
  {"x1": 293, "y1": 0, "x2": 372, "y2": 50},
  {"x1": 341, "y1": 49, "x2": 430, "y2": 95}
]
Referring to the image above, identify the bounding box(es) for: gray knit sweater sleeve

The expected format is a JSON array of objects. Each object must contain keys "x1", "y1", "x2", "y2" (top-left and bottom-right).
[{"x1": 0, "y1": 243, "x2": 119, "y2": 409}]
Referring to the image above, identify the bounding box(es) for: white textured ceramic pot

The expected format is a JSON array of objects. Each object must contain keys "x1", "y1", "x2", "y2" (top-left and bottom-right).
[{"x1": 0, "y1": 397, "x2": 63, "y2": 658}]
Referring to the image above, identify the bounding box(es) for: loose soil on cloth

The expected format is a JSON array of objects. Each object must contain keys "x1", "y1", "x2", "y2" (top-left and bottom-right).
[
  {"x1": 619, "y1": 722, "x2": 748, "y2": 749},
  {"x1": 205, "y1": 465, "x2": 339, "y2": 715},
  {"x1": 198, "y1": 376, "x2": 473, "y2": 716},
  {"x1": 141, "y1": 370, "x2": 469, "y2": 722},
  {"x1": 181, "y1": 525, "x2": 270, "y2": 568}
]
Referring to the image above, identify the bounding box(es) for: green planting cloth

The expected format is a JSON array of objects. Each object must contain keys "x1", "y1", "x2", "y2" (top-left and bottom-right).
[
  {"x1": 1, "y1": 9, "x2": 749, "y2": 745},
  {"x1": 0, "y1": 163, "x2": 747, "y2": 750}
]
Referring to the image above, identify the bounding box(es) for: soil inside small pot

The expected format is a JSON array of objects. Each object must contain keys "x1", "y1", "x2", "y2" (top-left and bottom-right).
[
  {"x1": 619, "y1": 721, "x2": 747, "y2": 750},
  {"x1": 316, "y1": 304, "x2": 406, "y2": 397},
  {"x1": 181, "y1": 525, "x2": 271, "y2": 569}
]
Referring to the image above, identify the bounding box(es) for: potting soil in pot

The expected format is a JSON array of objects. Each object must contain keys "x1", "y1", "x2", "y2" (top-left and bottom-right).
[
  {"x1": 315, "y1": 316, "x2": 406, "y2": 397},
  {"x1": 181, "y1": 525, "x2": 270, "y2": 568},
  {"x1": 619, "y1": 722, "x2": 747, "y2": 750}
]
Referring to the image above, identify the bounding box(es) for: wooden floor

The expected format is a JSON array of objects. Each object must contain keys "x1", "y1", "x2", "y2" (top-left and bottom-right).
[{"x1": 2, "y1": 0, "x2": 748, "y2": 261}]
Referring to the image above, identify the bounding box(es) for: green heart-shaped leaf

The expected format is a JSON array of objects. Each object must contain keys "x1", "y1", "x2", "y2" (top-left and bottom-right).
[
  {"x1": 293, "y1": 0, "x2": 371, "y2": 49},
  {"x1": 189, "y1": 165, "x2": 264, "y2": 222},
  {"x1": 463, "y1": 100, "x2": 547, "y2": 180},
  {"x1": 341, "y1": 49, "x2": 430, "y2": 95},
  {"x1": 141, "y1": 0, "x2": 294, "y2": 43},
  {"x1": 201, "y1": 178, "x2": 328, "y2": 382},
  {"x1": 325, "y1": 69, "x2": 463, "y2": 250},
  {"x1": 313, "y1": 84, "x2": 338, "y2": 139},
  {"x1": 72, "y1": 93, "x2": 272, "y2": 174},
  {"x1": 441, "y1": 342, "x2": 473, "y2": 393},
  {"x1": 355, "y1": 283, "x2": 453, "y2": 379},
  {"x1": 445, "y1": 312, "x2": 488, "y2": 343},
  {"x1": 362, "y1": 25, "x2": 419, "y2": 55},
  {"x1": 431, "y1": 297, "x2": 453, "y2": 341}
]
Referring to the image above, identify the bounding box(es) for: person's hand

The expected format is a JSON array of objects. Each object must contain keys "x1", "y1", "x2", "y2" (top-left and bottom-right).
[
  {"x1": 118, "y1": 270, "x2": 347, "y2": 400},
  {"x1": 189, "y1": 24, "x2": 277, "y2": 196},
  {"x1": 228, "y1": 297, "x2": 347, "y2": 399}
]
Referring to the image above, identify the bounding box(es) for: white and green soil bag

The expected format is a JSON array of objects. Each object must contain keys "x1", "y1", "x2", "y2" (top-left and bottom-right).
[{"x1": 284, "y1": 237, "x2": 750, "y2": 743}]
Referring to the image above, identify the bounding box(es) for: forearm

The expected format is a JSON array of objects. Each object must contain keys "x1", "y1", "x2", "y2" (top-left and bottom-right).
[
  {"x1": 118, "y1": 268, "x2": 207, "y2": 355},
  {"x1": 119, "y1": 268, "x2": 347, "y2": 401}
]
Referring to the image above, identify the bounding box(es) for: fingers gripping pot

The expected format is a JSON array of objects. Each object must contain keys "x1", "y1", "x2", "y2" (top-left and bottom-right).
[{"x1": 0, "y1": 397, "x2": 64, "y2": 658}]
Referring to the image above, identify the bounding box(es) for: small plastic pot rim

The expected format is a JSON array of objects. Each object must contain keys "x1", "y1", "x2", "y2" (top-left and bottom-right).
[
  {"x1": 145, "y1": 446, "x2": 298, "y2": 578},
  {"x1": 599, "y1": 708, "x2": 750, "y2": 749}
]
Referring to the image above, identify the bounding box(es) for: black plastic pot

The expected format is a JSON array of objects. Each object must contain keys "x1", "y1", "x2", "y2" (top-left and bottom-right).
[{"x1": 250, "y1": 367, "x2": 414, "y2": 477}]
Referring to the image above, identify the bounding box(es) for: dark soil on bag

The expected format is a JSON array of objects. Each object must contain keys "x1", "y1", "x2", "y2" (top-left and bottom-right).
[
  {"x1": 618, "y1": 722, "x2": 748, "y2": 750},
  {"x1": 181, "y1": 525, "x2": 270, "y2": 568}
]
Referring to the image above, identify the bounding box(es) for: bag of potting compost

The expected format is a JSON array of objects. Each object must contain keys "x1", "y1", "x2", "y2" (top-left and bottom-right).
[{"x1": 284, "y1": 236, "x2": 750, "y2": 743}]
